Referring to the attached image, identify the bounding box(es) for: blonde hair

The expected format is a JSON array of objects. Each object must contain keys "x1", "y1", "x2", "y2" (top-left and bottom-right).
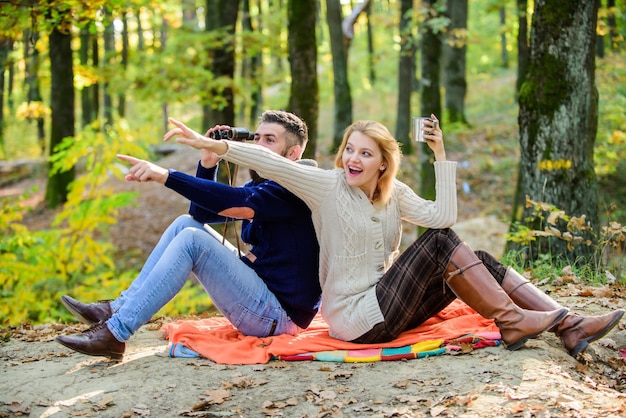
[{"x1": 334, "y1": 120, "x2": 401, "y2": 206}]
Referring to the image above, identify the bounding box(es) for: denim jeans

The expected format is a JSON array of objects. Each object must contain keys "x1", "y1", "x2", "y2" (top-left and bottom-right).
[{"x1": 106, "y1": 215, "x2": 300, "y2": 342}]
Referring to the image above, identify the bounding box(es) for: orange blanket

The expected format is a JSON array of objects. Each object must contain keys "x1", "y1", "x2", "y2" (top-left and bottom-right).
[{"x1": 161, "y1": 300, "x2": 499, "y2": 364}]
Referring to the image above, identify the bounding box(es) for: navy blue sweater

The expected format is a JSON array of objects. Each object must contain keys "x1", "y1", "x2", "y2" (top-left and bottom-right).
[{"x1": 164, "y1": 162, "x2": 321, "y2": 329}]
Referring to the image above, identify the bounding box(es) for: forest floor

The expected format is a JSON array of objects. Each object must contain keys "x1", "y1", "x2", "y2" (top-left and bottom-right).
[{"x1": 1, "y1": 145, "x2": 625, "y2": 417}]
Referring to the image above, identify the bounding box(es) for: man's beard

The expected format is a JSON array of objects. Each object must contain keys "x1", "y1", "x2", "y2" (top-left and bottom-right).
[
  {"x1": 249, "y1": 169, "x2": 265, "y2": 183},
  {"x1": 249, "y1": 148, "x2": 288, "y2": 183}
]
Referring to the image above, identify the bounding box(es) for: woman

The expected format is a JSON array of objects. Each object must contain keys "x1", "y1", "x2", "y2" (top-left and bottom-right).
[{"x1": 164, "y1": 116, "x2": 623, "y2": 356}]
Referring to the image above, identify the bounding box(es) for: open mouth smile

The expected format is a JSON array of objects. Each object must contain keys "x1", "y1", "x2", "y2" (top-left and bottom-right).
[{"x1": 347, "y1": 165, "x2": 362, "y2": 176}]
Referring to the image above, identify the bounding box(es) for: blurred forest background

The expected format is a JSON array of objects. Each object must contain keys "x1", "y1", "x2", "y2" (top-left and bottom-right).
[{"x1": 0, "y1": 0, "x2": 625, "y2": 326}]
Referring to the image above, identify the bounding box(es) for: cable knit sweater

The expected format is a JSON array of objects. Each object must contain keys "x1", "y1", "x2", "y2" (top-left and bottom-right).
[{"x1": 221, "y1": 141, "x2": 458, "y2": 341}]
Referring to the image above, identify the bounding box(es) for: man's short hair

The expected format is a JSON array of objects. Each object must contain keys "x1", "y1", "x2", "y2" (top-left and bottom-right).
[{"x1": 259, "y1": 110, "x2": 308, "y2": 148}]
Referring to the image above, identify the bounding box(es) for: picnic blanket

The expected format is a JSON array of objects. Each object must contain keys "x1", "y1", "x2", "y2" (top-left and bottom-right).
[{"x1": 161, "y1": 300, "x2": 501, "y2": 364}]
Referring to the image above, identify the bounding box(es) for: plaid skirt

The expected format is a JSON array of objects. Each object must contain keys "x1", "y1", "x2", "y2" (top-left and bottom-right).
[{"x1": 350, "y1": 228, "x2": 508, "y2": 344}]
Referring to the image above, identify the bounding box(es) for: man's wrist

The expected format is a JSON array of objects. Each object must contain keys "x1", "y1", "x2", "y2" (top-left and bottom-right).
[{"x1": 200, "y1": 161, "x2": 217, "y2": 169}]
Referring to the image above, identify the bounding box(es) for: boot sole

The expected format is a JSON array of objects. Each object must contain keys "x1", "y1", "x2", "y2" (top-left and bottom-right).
[
  {"x1": 55, "y1": 336, "x2": 124, "y2": 361},
  {"x1": 505, "y1": 308, "x2": 570, "y2": 351},
  {"x1": 568, "y1": 309, "x2": 625, "y2": 357}
]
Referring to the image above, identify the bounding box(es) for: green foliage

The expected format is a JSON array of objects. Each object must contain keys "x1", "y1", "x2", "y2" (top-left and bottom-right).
[
  {"x1": 505, "y1": 196, "x2": 625, "y2": 285},
  {"x1": 0, "y1": 119, "x2": 217, "y2": 326}
]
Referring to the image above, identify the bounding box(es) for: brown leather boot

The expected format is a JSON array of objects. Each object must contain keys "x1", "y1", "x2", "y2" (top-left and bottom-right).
[
  {"x1": 56, "y1": 322, "x2": 125, "y2": 360},
  {"x1": 61, "y1": 295, "x2": 113, "y2": 325},
  {"x1": 501, "y1": 268, "x2": 625, "y2": 356},
  {"x1": 445, "y1": 243, "x2": 568, "y2": 351}
]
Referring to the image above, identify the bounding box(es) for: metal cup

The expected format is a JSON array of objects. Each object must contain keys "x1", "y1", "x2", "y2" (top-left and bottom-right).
[{"x1": 412, "y1": 117, "x2": 433, "y2": 142}]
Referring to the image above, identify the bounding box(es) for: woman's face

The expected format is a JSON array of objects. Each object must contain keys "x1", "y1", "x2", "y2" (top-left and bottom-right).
[{"x1": 341, "y1": 130, "x2": 384, "y2": 199}]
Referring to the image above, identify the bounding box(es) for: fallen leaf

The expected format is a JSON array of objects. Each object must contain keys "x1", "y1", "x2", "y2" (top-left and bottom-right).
[
  {"x1": 393, "y1": 380, "x2": 411, "y2": 389},
  {"x1": 203, "y1": 388, "x2": 230, "y2": 404},
  {"x1": 556, "y1": 394, "x2": 582, "y2": 411},
  {"x1": 132, "y1": 404, "x2": 150, "y2": 416},
  {"x1": 430, "y1": 405, "x2": 447, "y2": 416},
  {"x1": 227, "y1": 376, "x2": 269, "y2": 389},
  {"x1": 319, "y1": 390, "x2": 337, "y2": 400},
  {"x1": 510, "y1": 403, "x2": 545, "y2": 413},
  {"x1": 9, "y1": 401, "x2": 31, "y2": 415},
  {"x1": 598, "y1": 338, "x2": 618, "y2": 349},
  {"x1": 327, "y1": 371, "x2": 353, "y2": 380},
  {"x1": 93, "y1": 396, "x2": 115, "y2": 410},
  {"x1": 460, "y1": 342, "x2": 474, "y2": 353}
]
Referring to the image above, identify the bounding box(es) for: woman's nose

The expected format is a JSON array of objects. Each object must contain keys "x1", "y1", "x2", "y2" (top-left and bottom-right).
[{"x1": 348, "y1": 153, "x2": 360, "y2": 163}]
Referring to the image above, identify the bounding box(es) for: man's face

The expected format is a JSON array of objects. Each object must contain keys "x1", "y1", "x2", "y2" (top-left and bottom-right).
[{"x1": 253, "y1": 123, "x2": 297, "y2": 161}]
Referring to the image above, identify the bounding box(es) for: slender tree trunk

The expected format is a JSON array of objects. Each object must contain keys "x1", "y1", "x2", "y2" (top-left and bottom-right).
[
  {"x1": 512, "y1": 0, "x2": 600, "y2": 263},
  {"x1": 500, "y1": 7, "x2": 509, "y2": 67},
  {"x1": 23, "y1": 31, "x2": 46, "y2": 154},
  {"x1": 240, "y1": 0, "x2": 263, "y2": 126},
  {"x1": 249, "y1": 0, "x2": 263, "y2": 125},
  {"x1": 137, "y1": 8, "x2": 145, "y2": 51},
  {"x1": 161, "y1": 17, "x2": 169, "y2": 134},
  {"x1": 202, "y1": 0, "x2": 239, "y2": 130},
  {"x1": 607, "y1": 0, "x2": 617, "y2": 51},
  {"x1": 516, "y1": 0, "x2": 529, "y2": 96},
  {"x1": 118, "y1": 11, "x2": 129, "y2": 118},
  {"x1": 79, "y1": 28, "x2": 93, "y2": 128},
  {"x1": 596, "y1": 0, "x2": 605, "y2": 58},
  {"x1": 395, "y1": 0, "x2": 414, "y2": 152},
  {"x1": 182, "y1": 0, "x2": 197, "y2": 29},
  {"x1": 443, "y1": 0, "x2": 469, "y2": 125},
  {"x1": 91, "y1": 35, "x2": 100, "y2": 127},
  {"x1": 419, "y1": 0, "x2": 442, "y2": 207},
  {"x1": 366, "y1": 3, "x2": 376, "y2": 84},
  {"x1": 46, "y1": 21, "x2": 76, "y2": 208},
  {"x1": 103, "y1": 8, "x2": 114, "y2": 128},
  {"x1": 326, "y1": 0, "x2": 352, "y2": 151},
  {"x1": 0, "y1": 37, "x2": 11, "y2": 155},
  {"x1": 287, "y1": 0, "x2": 319, "y2": 159}
]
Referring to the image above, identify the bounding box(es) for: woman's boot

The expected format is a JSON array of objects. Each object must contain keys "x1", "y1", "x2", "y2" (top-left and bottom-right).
[
  {"x1": 501, "y1": 268, "x2": 625, "y2": 356},
  {"x1": 445, "y1": 243, "x2": 568, "y2": 351}
]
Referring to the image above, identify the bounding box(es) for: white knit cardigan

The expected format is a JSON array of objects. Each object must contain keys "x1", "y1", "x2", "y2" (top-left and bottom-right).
[{"x1": 222, "y1": 141, "x2": 458, "y2": 341}]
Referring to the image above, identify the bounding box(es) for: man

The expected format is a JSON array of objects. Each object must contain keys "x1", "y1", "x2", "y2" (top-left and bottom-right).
[{"x1": 56, "y1": 110, "x2": 321, "y2": 361}]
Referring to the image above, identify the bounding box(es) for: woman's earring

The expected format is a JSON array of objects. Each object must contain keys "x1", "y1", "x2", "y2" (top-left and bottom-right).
[{"x1": 380, "y1": 165, "x2": 386, "y2": 171}]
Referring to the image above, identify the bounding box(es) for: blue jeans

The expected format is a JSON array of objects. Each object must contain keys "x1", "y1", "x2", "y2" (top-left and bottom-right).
[{"x1": 106, "y1": 215, "x2": 300, "y2": 342}]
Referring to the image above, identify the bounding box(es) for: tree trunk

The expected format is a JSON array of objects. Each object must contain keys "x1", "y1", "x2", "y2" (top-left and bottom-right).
[
  {"x1": 46, "y1": 22, "x2": 75, "y2": 208},
  {"x1": 91, "y1": 34, "x2": 100, "y2": 126},
  {"x1": 515, "y1": 0, "x2": 529, "y2": 97},
  {"x1": 79, "y1": 27, "x2": 94, "y2": 128},
  {"x1": 419, "y1": 0, "x2": 443, "y2": 207},
  {"x1": 607, "y1": 0, "x2": 617, "y2": 51},
  {"x1": 118, "y1": 11, "x2": 129, "y2": 118},
  {"x1": 103, "y1": 8, "x2": 114, "y2": 128},
  {"x1": 182, "y1": 0, "x2": 198, "y2": 29},
  {"x1": 0, "y1": 37, "x2": 13, "y2": 155},
  {"x1": 326, "y1": 0, "x2": 352, "y2": 151},
  {"x1": 287, "y1": 0, "x2": 319, "y2": 159},
  {"x1": 249, "y1": 0, "x2": 264, "y2": 125},
  {"x1": 202, "y1": 0, "x2": 239, "y2": 130},
  {"x1": 136, "y1": 8, "x2": 145, "y2": 51},
  {"x1": 512, "y1": 0, "x2": 600, "y2": 263},
  {"x1": 22, "y1": 31, "x2": 46, "y2": 154},
  {"x1": 240, "y1": 0, "x2": 263, "y2": 127},
  {"x1": 366, "y1": 3, "x2": 376, "y2": 84},
  {"x1": 443, "y1": 0, "x2": 469, "y2": 125},
  {"x1": 161, "y1": 17, "x2": 169, "y2": 134},
  {"x1": 499, "y1": 6, "x2": 509, "y2": 67},
  {"x1": 395, "y1": 0, "x2": 414, "y2": 152}
]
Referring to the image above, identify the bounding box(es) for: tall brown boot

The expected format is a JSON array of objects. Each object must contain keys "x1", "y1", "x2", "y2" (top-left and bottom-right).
[
  {"x1": 445, "y1": 243, "x2": 568, "y2": 351},
  {"x1": 501, "y1": 268, "x2": 625, "y2": 356}
]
